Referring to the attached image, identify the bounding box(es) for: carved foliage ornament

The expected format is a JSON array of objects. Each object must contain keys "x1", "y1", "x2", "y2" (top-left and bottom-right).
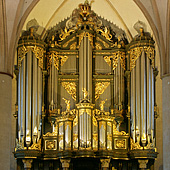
[
  {"x1": 103, "y1": 51, "x2": 126, "y2": 70},
  {"x1": 95, "y1": 82, "x2": 110, "y2": 101},
  {"x1": 61, "y1": 82, "x2": 77, "y2": 101},
  {"x1": 18, "y1": 45, "x2": 44, "y2": 69},
  {"x1": 96, "y1": 27, "x2": 112, "y2": 41},
  {"x1": 48, "y1": 52, "x2": 68, "y2": 70},
  {"x1": 128, "y1": 46, "x2": 155, "y2": 71},
  {"x1": 78, "y1": 32, "x2": 94, "y2": 48}
]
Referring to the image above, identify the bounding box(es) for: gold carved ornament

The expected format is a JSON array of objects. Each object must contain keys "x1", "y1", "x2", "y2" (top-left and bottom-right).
[
  {"x1": 144, "y1": 46, "x2": 155, "y2": 67},
  {"x1": 70, "y1": 42, "x2": 77, "y2": 50},
  {"x1": 112, "y1": 51, "x2": 126, "y2": 70},
  {"x1": 29, "y1": 139, "x2": 41, "y2": 150},
  {"x1": 115, "y1": 139, "x2": 126, "y2": 149},
  {"x1": 100, "y1": 99, "x2": 107, "y2": 111},
  {"x1": 96, "y1": 37, "x2": 109, "y2": 48},
  {"x1": 78, "y1": 32, "x2": 94, "y2": 48},
  {"x1": 103, "y1": 56, "x2": 112, "y2": 66},
  {"x1": 18, "y1": 45, "x2": 45, "y2": 69},
  {"x1": 61, "y1": 82, "x2": 77, "y2": 101},
  {"x1": 32, "y1": 45, "x2": 44, "y2": 69},
  {"x1": 63, "y1": 98, "x2": 70, "y2": 112},
  {"x1": 60, "y1": 55, "x2": 69, "y2": 66},
  {"x1": 95, "y1": 42, "x2": 102, "y2": 50},
  {"x1": 63, "y1": 37, "x2": 76, "y2": 48},
  {"x1": 47, "y1": 51, "x2": 59, "y2": 70},
  {"x1": 113, "y1": 123, "x2": 127, "y2": 136},
  {"x1": 18, "y1": 46, "x2": 28, "y2": 67},
  {"x1": 48, "y1": 52, "x2": 69, "y2": 70},
  {"x1": 95, "y1": 82, "x2": 110, "y2": 101},
  {"x1": 96, "y1": 27, "x2": 112, "y2": 41},
  {"x1": 46, "y1": 140, "x2": 57, "y2": 150},
  {"x1": 59, "y1": 27, "x2": 75, "y2": 41},
  {"x1": 130, "y1": 138, "x2": 143, "y2": 150},
  {"x1": 129, "y1": 46, "x2": 155, "y2": 71}
]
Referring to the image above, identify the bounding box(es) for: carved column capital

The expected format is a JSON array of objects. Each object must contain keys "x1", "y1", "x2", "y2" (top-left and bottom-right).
[
  {"x1": 138, "y1": 159, "x2": 148, "y2": 169},
  {"x1": 60, "y1": 159, "x2": 71, "y2": 170},
  {"x1": 22, "y1": 159, "x2": 33, "y2": 170},
  {"x1": 100, "y1": 159, "x2": 110, "y2": 170}
]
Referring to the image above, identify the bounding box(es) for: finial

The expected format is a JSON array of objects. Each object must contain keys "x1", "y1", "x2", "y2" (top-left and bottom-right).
[{"x1": 140, "y1": 27, "x2": 144, "y2": 36}]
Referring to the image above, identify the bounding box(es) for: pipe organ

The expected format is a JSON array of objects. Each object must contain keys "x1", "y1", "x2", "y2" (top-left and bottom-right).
[{"x1": 14, "y1": 2, "x2": 158, "y2": 170}]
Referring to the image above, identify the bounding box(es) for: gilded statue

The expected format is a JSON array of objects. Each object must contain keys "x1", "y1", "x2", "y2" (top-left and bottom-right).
[
  {"x1": 82, "y1": 88, "x2": 88, "y2": 99},
  {"x1": 100, "y1": 99, "x2": 107, "y2": 111},
  {"x1": 63, "y1": 98, "x2": 70, "y2": 112}
]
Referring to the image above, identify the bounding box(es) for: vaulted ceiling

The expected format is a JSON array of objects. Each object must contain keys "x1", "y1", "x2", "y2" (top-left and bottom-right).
[
  {"x1": 0, "y1": 0, "x2": 169, "y2": 76},
  {"x1": 22, "y1": 0, "x2": 152, "y2": 42}
]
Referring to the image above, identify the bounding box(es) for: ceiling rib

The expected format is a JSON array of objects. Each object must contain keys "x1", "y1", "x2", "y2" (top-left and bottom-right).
[
  {"x1": 105, "y1": 0, "x2": 133, "y2": 41},
  {"x1": 41, "y1": 0, "x2": 69, "y2": 39}
]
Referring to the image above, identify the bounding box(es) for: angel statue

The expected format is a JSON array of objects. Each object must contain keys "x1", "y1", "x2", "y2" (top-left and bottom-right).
[
  {"x1": 100, "y1": 99, "x2": 107, "y2": 111},
  {"x1": 63, "y1": 98, "x2": 70, "y2": 112},
  {"x1": 82, "y1": 88, "x2": 88, "y2": 99}
]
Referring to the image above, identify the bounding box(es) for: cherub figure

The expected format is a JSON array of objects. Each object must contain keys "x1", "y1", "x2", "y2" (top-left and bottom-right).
[
  {"x1": 82, "y1": 88, "x2": 88, "y2": 99},
  {"x1": 63, "y1": 98, "x2": 70, "y2": 112},
  {"x1": 100, "y1": 99, "x2": 107, "y2": 111}
]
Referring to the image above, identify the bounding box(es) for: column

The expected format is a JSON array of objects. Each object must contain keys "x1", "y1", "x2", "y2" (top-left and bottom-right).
[
  {"x1": 162, "y1": 76, "x2": 170, "y2": 170},
  {"x1": 138, "y1": 160, "x2": 148, "y2": 170},
  {"x1": 100, "y1": 159, "x2": 110, "y2": 170},
  {"x1": 60, "y1": 159, "x2": 70, "y2": 170},
  {"x1": 0, "y1": 73, "x2": 12, "y2": 170},
  {"x1": 22, "y1": 159, "x2": 33, "y2": 170}
]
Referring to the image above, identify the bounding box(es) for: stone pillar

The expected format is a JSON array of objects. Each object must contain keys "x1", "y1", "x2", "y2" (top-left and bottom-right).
[
  {"x1": 138, "y1": 160, "x2": 148, "y2": 170},
  {"x1": 162, "y1": 76, "x2": 170, "y2": 170},
  {"x1": 22, "y1": 159, "x2": 33, "y2": 170},
  {"x1": 60, "y1": 159, "x2": 71, "y2": 170},
  {"x1": 0, "y1": 73, "x2": 12, "y2": 170},
  {"x1": 100, "y1": 159, "x2": 110, "y2": 170}
]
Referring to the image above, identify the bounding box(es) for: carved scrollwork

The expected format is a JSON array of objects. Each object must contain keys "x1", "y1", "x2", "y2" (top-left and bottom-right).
[
  {"x1": 29, "y1": 139, "x2": 41, "y2": 150},
  {"x1": 63, "y1": 37, "x2": 76, "y2": 48},
  {"x1": 32, "y1": 46, "x2": 44, "y2": 69},
  {"x1": 78, "y1": 32, "x2": 94, "y2": 48},
  {"x1": 129, "y1": 46, "x2": 155, "y2": 71},
  {"x1": 115, "y1": 139, "x2": 126, "y2": 149},
  {"x1": 103, "y1": 56, "x2": 112, "y2": 66},
  {"x1": 61, "y1": 82, "x2": 77, "y2": 101},
  {"x1": 96, "y1": 27, "x2": 112, "y2": 41},
  {"x1": 95, "y1": 82, "x2": 110, "y2": 101},
  {"x1": 130, "y1": 138, "x2": 143, "y2": 150},
  {"x1": 47, "y1": 51, "x2": 59, "y2": 70},
  {"x1": 96, "y1": 37, "x2": 110, "y2": 48},
  {"x1": 18, "y1": 45, "x2": 45, "y2": 69},
  {"x1": 59, "y1": 27, "x2": 75, "y2": 41},
  {"x1": 113, "y1": 51, "x2": 126, "y2": 70}
]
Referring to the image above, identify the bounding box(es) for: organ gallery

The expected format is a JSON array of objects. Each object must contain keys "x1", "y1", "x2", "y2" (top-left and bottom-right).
[{"x1": 14, "y1": 1, "x2": 158, "y2": 169}]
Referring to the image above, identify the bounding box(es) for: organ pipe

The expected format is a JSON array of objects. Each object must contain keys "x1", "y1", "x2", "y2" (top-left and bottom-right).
[
  {"x1": 129, "y1": 31, "x2": 156, "y2": 148},
  {"x1": 16, "y1": 29, "x2": 45, "y2": 148}
]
